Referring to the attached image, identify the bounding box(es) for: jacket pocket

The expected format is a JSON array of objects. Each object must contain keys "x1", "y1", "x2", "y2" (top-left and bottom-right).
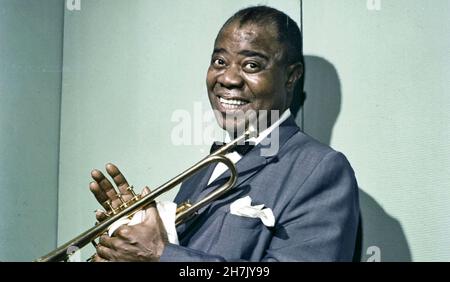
[
  {"x1": 209, "y1": 211, "x2": 268, "y2": 261},
  {"x1": 223, "y1": 213, "x2": 263, "y2": 229}
]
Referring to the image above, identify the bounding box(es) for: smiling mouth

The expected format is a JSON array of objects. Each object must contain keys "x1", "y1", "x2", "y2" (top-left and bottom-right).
[{"x1": 217, "y1": 96, "x2": 250, "y2": 111}]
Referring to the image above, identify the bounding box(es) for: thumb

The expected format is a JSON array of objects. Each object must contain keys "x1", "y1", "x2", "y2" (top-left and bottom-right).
[
  {"x1": 141, "y1": 186, "x2": 151, "y2": 196},
  {"x1": 143, "y1": 205, "x2": 162, "y2": 228},
  {"x1": 141, "y1": 186, "x2": 158, "y2": 222}
]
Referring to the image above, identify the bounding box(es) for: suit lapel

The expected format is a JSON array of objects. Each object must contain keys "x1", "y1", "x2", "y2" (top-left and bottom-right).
[
  {"x1": 203, "y1": 149, "x2": 266, "y2": 191},
  {"x1": 173, "y1": 162, "x2": 217, "y2": 205},
  {"x1": 192, "y1": 116, "x2": 300, "y2": 213}
]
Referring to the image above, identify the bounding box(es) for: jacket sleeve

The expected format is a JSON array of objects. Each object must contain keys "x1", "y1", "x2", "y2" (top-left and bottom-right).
[{"x1": 160, "y1": 151, "x2": 359, "y2": 262}]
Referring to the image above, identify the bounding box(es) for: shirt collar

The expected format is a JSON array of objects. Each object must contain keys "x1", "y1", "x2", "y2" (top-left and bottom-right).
[
  {"x1": 249, "y1": 109, "x2": 291, "y2": 146},
  {"x1": 224, "y1": 109, "x2": 292, "y2": 145}
]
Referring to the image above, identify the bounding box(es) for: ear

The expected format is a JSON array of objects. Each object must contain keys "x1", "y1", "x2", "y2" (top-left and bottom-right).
[{"x1": 285, "y1": 62, "x2": 303, "y2": 93}]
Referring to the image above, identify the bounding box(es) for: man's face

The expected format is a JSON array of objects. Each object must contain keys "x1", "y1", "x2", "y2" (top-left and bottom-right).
[{"x1": 206, "y1": 22, "x2": 291, "y2": 133}]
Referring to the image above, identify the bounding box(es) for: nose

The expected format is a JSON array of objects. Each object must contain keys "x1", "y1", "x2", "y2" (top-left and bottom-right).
[{"x1": 217, "y1": 64, "x2": 244, "y2": 89}]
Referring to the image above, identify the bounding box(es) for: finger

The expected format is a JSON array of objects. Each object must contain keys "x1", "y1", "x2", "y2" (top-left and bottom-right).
[
  {"x1": 90, "y1": 180, "x2": 119, "y2": 211},
  {"x1": 143, "y1": 205, "x2": 169, "y2": 244},
  {"x1": 89, "y1": 181, "x2": 109, "y2": 210},
  {"x1": 96, "y1": 244, "x2": 114, "y2": 260},
  {"x1": 91, "y1": 169, "x2": 119, "y2": 206},
  {"x1": 105, "y1": 163, "x2": 133, "y2": 198},
  {"x1": 95, "y1": 210, "x2": 108, "y2": 222},
  {"x1": 92, "y1": 254, "x2": 108, "y2": 262},
  {"x1": 99, "y1": 234, "x2": 116, "y2": 249},
  {"x1": 141, "y1": 193, "x2": 157, "y2": 219},
  {"x1": 144, "y1": 205, "x2": 158, "y2": 218},
  {"x1": 114, "y1": 225, "x2": 131, "y2": 239},
  {"x1": 141, "y1": 186, "x2": 151, "y2": 196},
  {"x1": 143, "y1": 205, "x2": 162, "y2": 227}
]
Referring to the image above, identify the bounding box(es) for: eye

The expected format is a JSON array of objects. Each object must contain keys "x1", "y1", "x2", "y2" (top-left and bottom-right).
[
  {"x1": 243, "y1": 61, "x2": 261, "y2": 73},
  {"x1": 212, "y1": 58, "x2": 226, "y2": 68}
]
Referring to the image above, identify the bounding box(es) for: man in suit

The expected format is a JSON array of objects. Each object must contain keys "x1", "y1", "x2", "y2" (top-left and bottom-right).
[{"x1": 89, "y1": 5, "x2": 359, "y2": 262}]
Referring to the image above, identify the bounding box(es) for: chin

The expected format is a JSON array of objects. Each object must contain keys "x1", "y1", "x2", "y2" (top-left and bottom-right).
[
  {"x1": 211, "y1": 105, "x2": 254, "y2": 135},
  {"x1": 219, "y1": 119, "x2": 247, "y2": 136}
]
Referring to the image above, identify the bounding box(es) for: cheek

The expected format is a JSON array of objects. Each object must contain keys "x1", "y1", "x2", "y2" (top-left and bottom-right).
[
  {"x1": 206, "y1": 68, "x2": 217, "y2": 90},
  {"x1": 246, "y1": 74, "x2": 288, "y2": 111},
  {"x1": 246, "y1": 76, "x2": 279, "y2": 100}
]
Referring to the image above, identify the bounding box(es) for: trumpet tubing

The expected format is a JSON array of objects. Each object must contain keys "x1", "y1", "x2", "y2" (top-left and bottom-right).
[{"x1": 35, "y1": 129, "x2": 254, "y2": 262}]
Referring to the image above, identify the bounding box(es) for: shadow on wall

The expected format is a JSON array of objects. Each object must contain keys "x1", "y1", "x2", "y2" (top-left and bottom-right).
[
  {"x1": 292, "y1": 55, "x2": 412, "y2": 262},
  {"x1": 358, "y1": 190, "x2": 412, "y2": 261}
]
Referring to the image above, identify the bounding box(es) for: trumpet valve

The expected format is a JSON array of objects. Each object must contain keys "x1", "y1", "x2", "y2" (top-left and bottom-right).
[
  {"x1": 127, "y1": 186, "x2": 141, "y2": 202},
  {"x1": 104, "y1": 200, "x2": 118, "y2": 216},
  {"x1": 127, "y1": 185, "x2": 137, "y2": 196},
  {"x1": 117, "y1": 186, "x2": 141, "y2": 210},
  {"x1": 116, "y1": 193, "x2": 127, "y2": 208},
  {"x1": 176, "y1": 201, "x2": 193, "y2": 214}
]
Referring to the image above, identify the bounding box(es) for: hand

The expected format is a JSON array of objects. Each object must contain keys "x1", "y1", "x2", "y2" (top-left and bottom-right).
[
  {"x1": 89, "y1": 163, "x2": 137, "y2": 222},
  {"x1": 92, "y1": 201, "x2": 169, "y2": 262},
  {"x1": 89, "y1": 163, "x2": 168, "y2": 262}
]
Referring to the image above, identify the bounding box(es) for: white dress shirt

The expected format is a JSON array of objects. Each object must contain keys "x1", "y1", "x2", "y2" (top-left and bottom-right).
[
  {"x1": 208, "y1": 109, "x2": 291, "y2": 185},
  {"x1": 109, "y1": 109, "x2": 292, "y2": 246}
]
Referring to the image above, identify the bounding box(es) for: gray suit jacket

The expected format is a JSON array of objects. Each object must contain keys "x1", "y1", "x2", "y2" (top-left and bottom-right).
[{"x1": 160, "y1": 116, "x2": 359, "y2": 261}]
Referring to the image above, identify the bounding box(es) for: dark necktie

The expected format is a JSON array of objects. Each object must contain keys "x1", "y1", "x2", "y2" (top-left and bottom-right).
[{"x1": 210, "y1": 141, "x2": 255, "y2": 155}]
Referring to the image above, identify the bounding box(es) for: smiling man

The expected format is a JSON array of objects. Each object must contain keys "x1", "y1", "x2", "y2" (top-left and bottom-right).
[
  {"x1": 207, "y1": 8, "x2": 302, "y2": 137},
  {"x1": 90, "y1": 6, "x2": 359, "y2": 262}
]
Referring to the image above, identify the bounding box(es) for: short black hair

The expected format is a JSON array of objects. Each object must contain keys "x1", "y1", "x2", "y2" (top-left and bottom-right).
[
  {"x1": 221, "y1": 5, "x2": 303, "y2": 65},
  {"x1": 220, "y1": 5, "x2": 306, "y2": 112}
]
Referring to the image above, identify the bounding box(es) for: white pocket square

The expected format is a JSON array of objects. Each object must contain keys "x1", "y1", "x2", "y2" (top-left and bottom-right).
[{"x1": 230, "y1": 196, "x2": 275, "y2": 227}]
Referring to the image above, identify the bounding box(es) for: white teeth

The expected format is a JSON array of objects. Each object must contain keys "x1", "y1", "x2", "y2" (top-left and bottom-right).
[{"x1": 219, "y1": 97, "x2": 248, "y2": 106}]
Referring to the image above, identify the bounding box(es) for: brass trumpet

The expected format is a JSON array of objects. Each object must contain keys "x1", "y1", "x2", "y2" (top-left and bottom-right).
[{"x1": 35, "y1": 128, "x2": 255, "y2": 262}]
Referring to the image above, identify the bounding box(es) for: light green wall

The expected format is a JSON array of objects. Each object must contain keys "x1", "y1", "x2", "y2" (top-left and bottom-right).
[
  {"x1": 3, "y1": 0, "x2": 447, "y2": 262},
  {"x1": 57, "y1": 0, "x2": 300, "y2": 259},
  {"x1": 0, "y1": 0, "x2": 63, "y2": 261},
  {"x1": 301, "y1": 0, "x2": 450, "y2": 261}
]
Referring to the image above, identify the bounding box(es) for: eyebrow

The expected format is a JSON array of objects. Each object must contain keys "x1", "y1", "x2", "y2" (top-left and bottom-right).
[{"x1": 213, "y1": 48, "x2": 269, "y2": 61}]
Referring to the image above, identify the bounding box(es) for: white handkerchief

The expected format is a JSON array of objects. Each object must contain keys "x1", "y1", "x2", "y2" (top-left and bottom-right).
[
  {"x1": 156, "y1": 201, "x2": 179, "y2": 245},
  {"x1": 229, "y1": 196, "x2": 275, "y2": 227},
  {"x1": 107, "y1": 201, "x2": 179, "y2": 245}
]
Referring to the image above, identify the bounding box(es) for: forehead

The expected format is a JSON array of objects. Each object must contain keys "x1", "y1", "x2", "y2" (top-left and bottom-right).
[{"x1": 214, "y1": 22, "x2": 283, "y2": 57}]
